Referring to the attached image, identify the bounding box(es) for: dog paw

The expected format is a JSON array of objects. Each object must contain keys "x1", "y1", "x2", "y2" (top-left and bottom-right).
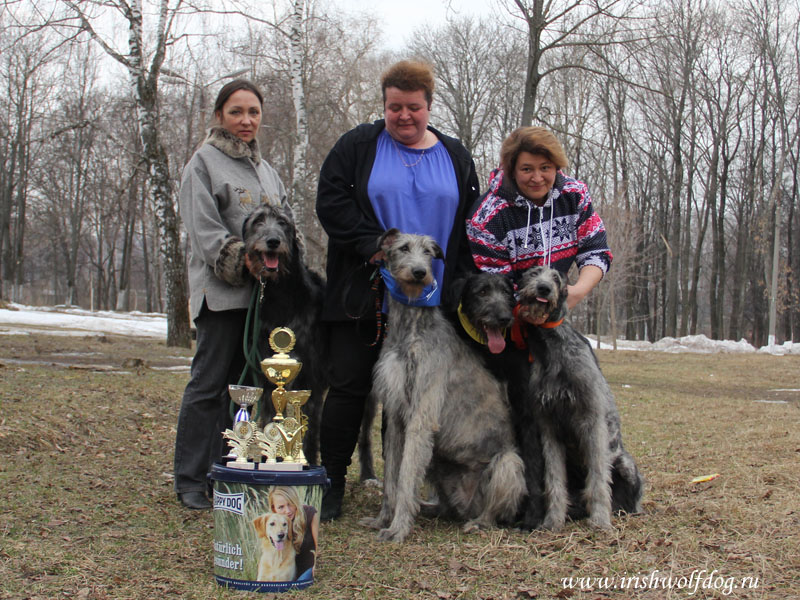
[
  {"x1": 588, "y1": 514, "x2": 613, "y2": 531},
  {"x1": 361, "y1": 478, "x2": 382, "y2": 489},
  {"x1": 358, "y1": 516, "x2": 385, "y2": 530},
  {"x1": 462, "y1": 519, "x2": 487, "y2": 534},
  {"x1": 541, "y1": 516, "x2": 565, "y2": 532},
  {"x1": 377, "y1": 527, "x2": 408, "y2": 542}
]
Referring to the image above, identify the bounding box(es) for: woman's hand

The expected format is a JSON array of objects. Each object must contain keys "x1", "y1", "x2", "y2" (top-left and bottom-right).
[{"x1": 566, "y1": 265, "x2": 603, "y2": 310}]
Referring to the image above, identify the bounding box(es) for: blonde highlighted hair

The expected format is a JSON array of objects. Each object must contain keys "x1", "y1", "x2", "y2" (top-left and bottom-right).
[
  {"x1": 269, "y1": 486, "x2": 306, "y2": 552},
  {"x1": 500, "y1": 127, "x2": 569, "y2": 175}
]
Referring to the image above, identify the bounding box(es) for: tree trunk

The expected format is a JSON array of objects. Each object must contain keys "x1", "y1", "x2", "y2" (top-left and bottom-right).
[{"x1": 519, "y1": 0, "x2": 545, "y2": 126}]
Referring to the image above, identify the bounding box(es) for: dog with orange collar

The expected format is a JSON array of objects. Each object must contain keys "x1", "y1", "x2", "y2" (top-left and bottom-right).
[{"x1": 517, "y1": 266, "x2": 644, "y2": 531}]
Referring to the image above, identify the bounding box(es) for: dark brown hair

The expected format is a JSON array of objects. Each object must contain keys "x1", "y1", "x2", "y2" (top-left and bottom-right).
[
  {"x1": 213, "y1": 79, "x2": 264, "y2": 115},
  {"x1": 500, "y1": 127, "x2": 569, "y2": 174},
  {"x1": 381, "y1": 60, "x2": 435, "y2": 107}
]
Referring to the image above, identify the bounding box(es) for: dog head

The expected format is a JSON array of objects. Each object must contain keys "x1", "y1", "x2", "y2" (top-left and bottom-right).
[
  {"x1": 456, "y1": 272, "x2": 515, "y2": 353},
  {"x1": 252, "y1": 512, "x2": 293, "y2": 552},
  {"x1": 242, "y1": 204, "x2": 298, "y2": 281},
  {"x1": 518, "y1": 266, "x2": 568, "y2": 323},
  {"x1": 379, "y1": 229, "x2": 443, "y2": 300}
]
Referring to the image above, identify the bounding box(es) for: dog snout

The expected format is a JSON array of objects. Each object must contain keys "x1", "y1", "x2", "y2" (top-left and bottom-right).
[
  {"x1": 411, "y1": 267, "x2": 427, "y2": 281},
  {"x1": 266, "y1": 237, "x2": 280, "y2": 250},
  {"x1": 536, "y1": 283, "x2": 553, "y2": 297}
]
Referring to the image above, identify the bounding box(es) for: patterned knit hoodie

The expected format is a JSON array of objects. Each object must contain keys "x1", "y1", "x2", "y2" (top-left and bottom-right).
[{"x1": 466, "y1": 168, "x2": 612, "y2": 287}]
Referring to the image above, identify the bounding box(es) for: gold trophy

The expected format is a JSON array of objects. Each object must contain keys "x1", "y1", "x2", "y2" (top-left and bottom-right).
[
  {"x1": 222, "y1": 385, "x2": 271, "y2": 469},
  {"x1": 258, "y1": 327, "x2": 310, "y2": 471}
]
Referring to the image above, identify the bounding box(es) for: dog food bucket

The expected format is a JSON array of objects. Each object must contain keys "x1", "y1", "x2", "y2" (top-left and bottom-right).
[{"x1": 210, "y1": 464, "x2": 327, "y2": 592}]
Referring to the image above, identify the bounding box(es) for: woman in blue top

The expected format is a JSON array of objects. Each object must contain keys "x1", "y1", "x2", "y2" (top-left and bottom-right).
[{"x1": 315, "y1": 60, "x2": 479, "y2": 521}]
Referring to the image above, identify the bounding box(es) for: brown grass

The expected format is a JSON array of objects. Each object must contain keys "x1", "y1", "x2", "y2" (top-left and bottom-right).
[{"x1": 1, "y1": 334, "x2": 798, "y2": 599}]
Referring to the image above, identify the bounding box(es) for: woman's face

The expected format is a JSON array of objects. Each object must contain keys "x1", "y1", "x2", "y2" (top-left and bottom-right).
[
  {"x1": 216, "y1": 89, "x2": 262, "y2": 142},
  {"x1": 271, "y1": 493, "x2": 297, "y2": 520},
  {"x1": 513, "y1": 151, "x2": 557, "y2": 203},
  {"x1": 384, "y1": 86, "x2": 430, "y2": 147}
]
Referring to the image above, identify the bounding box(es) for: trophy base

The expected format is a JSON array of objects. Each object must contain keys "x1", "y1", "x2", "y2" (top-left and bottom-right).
[
  {"x1": 259, "y1": 462, "x2": 306, "y2": 472},
  {"x1": 226, "y1": 461, "x2": 259, "y2": 470}
]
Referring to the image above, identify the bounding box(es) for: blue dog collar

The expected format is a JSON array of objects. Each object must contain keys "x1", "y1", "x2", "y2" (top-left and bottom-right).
[{"x1": 380, "y1": 266, "x2": 441, "y2": 307}]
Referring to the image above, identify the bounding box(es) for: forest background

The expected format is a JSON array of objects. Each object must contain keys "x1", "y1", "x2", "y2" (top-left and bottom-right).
[{"x1": 1, "y1": 0, "x2": 798, "y2": 349}]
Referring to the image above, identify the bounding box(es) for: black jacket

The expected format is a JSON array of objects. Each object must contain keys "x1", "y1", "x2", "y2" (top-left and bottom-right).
[{"x1": 316, "y1": 119, "x2": 479, "y2": 321}]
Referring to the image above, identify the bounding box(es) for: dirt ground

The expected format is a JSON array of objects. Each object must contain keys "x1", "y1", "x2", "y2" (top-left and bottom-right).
[{"x1": 1, "y1": 332, "x2": 798, "y2": 599}]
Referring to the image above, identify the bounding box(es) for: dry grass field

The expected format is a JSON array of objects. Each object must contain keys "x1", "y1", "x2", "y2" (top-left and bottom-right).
[{"x1": 1, "y1": 332, "x2": 798, "y2": 599}]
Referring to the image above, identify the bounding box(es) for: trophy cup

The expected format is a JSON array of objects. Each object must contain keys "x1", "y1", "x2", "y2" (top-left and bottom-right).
[
  {"x1": 259, "y1": 327, "x2": 310, "y2": 471},
  {"x1": 222, "y1": 385, "x2": 270, "y2": 469}
]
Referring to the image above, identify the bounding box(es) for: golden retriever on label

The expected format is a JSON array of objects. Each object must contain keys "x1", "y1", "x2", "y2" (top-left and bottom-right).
[{"x1": 252, "y1": 512, "x2": 297, "y2": 581}]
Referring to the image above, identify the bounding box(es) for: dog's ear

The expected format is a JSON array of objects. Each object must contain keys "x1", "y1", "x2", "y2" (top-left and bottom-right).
[
  {"x1": 253, "y1": 514, "x2": 268, "y2": 538},
  {"x1": 285, "y1": 517, "x2": 294, "y2": 542},
  {"x1": 242, "y1": 210, "x2": 255, "y2": 239},
  {"x1": 450, "y1": 275, "x2": 468, "y2": 302},
  {"x1": 378, "y1": 228, "x2": 400, "y2": 252},
  {"x1": 500, "y1": 275, "x2": 515, "y2": 303},
  {"x1": 431, "y1": 241, "x2": 444, "y2": 260}
]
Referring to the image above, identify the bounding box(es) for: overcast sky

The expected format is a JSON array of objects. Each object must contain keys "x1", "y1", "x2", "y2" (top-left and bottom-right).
[{"x1": 337, "y1": 0, "x2": 495, "y2": 49}]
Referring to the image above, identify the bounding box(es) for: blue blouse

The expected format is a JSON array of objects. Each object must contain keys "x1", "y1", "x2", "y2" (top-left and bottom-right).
[{"x1": 368, "y1": 129, "x2": 459, "y2": 295}]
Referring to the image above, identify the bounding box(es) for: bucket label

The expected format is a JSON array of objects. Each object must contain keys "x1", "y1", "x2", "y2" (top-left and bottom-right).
[
  {"x1": 214, "y1": 491, "x2": 245, "y2": 515},
  {"x1": 211, "y1": 471, "x2": 325, "y2": 591}
]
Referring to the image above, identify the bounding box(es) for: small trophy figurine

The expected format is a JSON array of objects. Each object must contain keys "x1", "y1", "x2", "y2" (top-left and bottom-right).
[
  {"x1": 259, "y1": 327, "x2": 310, "y2": 470},
  {"x1": 223, "y1": 385, "x2": 270, "y2": 469}
]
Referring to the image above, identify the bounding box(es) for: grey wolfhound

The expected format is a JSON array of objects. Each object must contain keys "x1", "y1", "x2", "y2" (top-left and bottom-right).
[
  {"x1": 241, "y1": 203, "x2": 327, "y2": 465},
  {"x1": 361, "y1": 230, "x2": 526, "y2": 542},
  {"x1": 517, "y1": 266, "x2": 644, "y2": 531}
]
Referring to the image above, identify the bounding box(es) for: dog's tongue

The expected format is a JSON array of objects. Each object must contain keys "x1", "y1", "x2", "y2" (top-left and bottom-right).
[
  {"x1": 274, "y1": 540, "x2": 285, "y2": 551},
  {"x1": 536, "y1": 297, "x2": 548, "y2": 304},
  {"x1": 264, "y1": 255, "x2": 279, "y2": 271},
  {"x1": 485, "y1": 327, "x2": 506, "y2": 354}
]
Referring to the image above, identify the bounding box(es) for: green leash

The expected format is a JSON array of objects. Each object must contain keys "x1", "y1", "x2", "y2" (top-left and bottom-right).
[{"x1": 230, "y1": 281, "x2": 266, "y2": 420}]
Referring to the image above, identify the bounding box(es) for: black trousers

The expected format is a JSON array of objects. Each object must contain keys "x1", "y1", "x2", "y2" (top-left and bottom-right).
[
  {"x1": 173, "y1": 303, "x2": 247, "y2": 494},
  {"x1": 319, "y1": 320, "x2": 382, "y2": 488}
]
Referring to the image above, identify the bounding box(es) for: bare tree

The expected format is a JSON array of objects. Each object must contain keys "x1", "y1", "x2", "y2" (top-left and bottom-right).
[
  {"x1": 503, "y1": 0, "x2": 640, "y2": 126},
  {"x1": 0, "y1": 29, "x2": 61, "y2": 302},
  {"x1": 741, "y1": 0, "x2": 800, "y2": 346},
  {"x1": 408, "y1": 17, "x2": 515, "y2": 173},
  {"x1": 48, "y1": 0, "x2": 192, "y2": 345}
]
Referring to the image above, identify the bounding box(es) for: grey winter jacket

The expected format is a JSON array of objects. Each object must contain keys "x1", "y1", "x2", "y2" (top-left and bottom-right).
[{"x1": 180, "y1": 127, "x2": 287, "y2": 322}]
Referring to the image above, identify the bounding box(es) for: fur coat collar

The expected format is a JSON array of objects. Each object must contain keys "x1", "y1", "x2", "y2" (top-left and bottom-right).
[{"x1": 205, "y1": 126, "x2": 262, "y2": 162}]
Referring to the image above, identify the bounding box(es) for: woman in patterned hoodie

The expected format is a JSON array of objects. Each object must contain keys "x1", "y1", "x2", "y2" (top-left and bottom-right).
[
  {"x1": 466, "y1": 126, "x2": 611, "y2": 318},
  {"x1": 466, "y1": 127, "x2": 612, "y2": 527}
]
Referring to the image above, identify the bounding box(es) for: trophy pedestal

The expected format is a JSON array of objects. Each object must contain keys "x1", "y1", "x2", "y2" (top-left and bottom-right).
[
  {"x1": 259, "y1": 462, "x2": 305, "y2": 472},
  {"x1": 225, "y1": 461, "x2": 259, "y2": 470}
]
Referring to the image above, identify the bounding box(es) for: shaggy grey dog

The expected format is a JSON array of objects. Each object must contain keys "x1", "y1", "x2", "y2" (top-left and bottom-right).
[
  {"x1": 361, "y1": 230, "x2": 526, "y2": 542},
  {"x1": 518, "y1": 266, "x2": 644, "y2": 531}
]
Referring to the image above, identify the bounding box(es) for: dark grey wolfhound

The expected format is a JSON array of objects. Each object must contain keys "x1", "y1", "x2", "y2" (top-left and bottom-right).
[
  {"x1": 518, "y1": 266, "x2": 644, "y2": 531},
  {"x1": 454, "y1": 272, "x2": 547, "y2": 530},
  {"x1": 241, "y1": 203, "x2": 328, "y2": 465},
  {"x1": 361, "y1": 230, "x2": 525, "y2": 542}
]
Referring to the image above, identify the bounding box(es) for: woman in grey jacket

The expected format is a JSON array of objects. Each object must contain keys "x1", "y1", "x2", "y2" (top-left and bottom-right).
[{"x1": 174, "y1": 79, "x2": 287, "y2": 509}]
